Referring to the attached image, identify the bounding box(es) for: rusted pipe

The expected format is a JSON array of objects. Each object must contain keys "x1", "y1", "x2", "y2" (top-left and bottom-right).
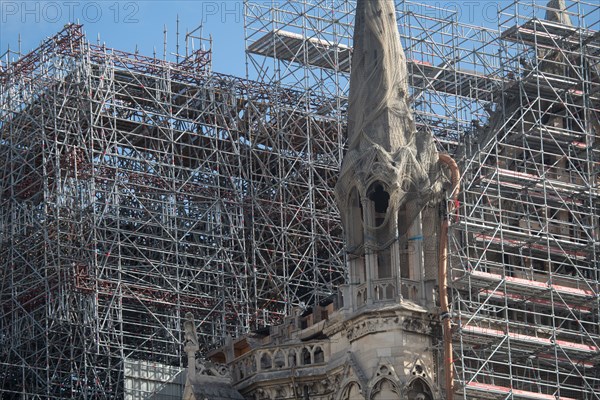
[
  {"x1": 438, "y1": 153, "x2": 460, "y2": 400},
  {"x1": 438, "y1": 153, "x2": 460, "y2": 212}
]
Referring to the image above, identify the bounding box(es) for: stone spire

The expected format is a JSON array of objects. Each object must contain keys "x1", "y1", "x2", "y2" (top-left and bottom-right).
[
  {"x1": 335, "y1": 0, "x2": 442, "y2": 307},
  {"x1": 545, "y1": 0, "x2": 572, "y2": 26},
  {"x1": 336, "y1": 0, "x2": 440, "y2": 234},
  {"x1": 346, "y1": 0, "x2": 412, "y2": 152}
]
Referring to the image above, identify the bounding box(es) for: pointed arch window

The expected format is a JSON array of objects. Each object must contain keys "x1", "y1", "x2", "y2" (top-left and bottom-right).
[
  {"x1": 367, "y1": 182, "x2": 389, "y2": 227},
  {"x1": 347, "y1": 187, "x2": 365, "y2": 284},
  {"x1": 406, "y1": 378, "x2": 434, "y2": 400},
  {"x1": 347, "y1": 187, "x2": 364, "y2": 248},
  {"x1": 340, "y1": 382, "x2": 363, "y2": 400},
  {"x1": 370, "y1": 379, "x2": 400, "y2": 400}
]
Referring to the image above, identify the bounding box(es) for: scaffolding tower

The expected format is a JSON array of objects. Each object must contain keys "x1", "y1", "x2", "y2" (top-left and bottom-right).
[
  {"x1": 244, "y1": 0, "x2": 350, "y2": 321},
  {"x1": 245, "y1": 0, "x2": 600, "y2": 398},
  {"x1": 451, "y1": 1, "x2": 600, "y2": 398},
  {"x1": 0, "y1": 22, "x2": 344, "y2": 398}
]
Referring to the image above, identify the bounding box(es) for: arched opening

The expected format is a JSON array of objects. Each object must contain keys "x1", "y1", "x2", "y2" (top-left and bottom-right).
[
  {"x1": 371, "y1": 379, "x2": 399, "y2": 400},
  {"x1": 301, "y1": 347, "x2": 311, "y2": 365},
  {"x1": 398, "y1": 204, "x2": 410, "y2": 279},
  {"x1": 406, "y1": 378, "x2": 433, "y2": 400},
  {"x1": 347, "y1": 187, "x2": 366, "y2": 285},
  {"x1": 273, "y1": 349, "x2": 285, "y2": 368},
  {"x1": 340, "y1": 382, "x2": 363, "y2": 400},
  {"x1": 367, "y1": 182, "x2": 390, "y2": 227},
  {"x1": 347, "y1": 187, "x2": 364, "y2": 246},
  {"x1": 314, "y1": 346, "x2": 325, "y2": 363},
  {"x1": 367, "y1": 182, "x2": 393, "y2": 280},
  {"x1": 259, "y1": 352, "x2": 272, "y2": 370},
  {"x1": 377, "y1": 249, "x2": 392, "y2": 279}
]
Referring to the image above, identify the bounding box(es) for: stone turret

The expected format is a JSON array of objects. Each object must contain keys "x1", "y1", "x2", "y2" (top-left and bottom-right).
[{"x1": 335, "y1": 0, "x2": 443, "y2": 310}]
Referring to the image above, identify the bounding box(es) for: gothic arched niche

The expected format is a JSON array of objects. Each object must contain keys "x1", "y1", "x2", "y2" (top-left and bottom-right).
[
  {"x1": 366, "y1": 181, "x2": 390, "y2": 227},
  {"x1": 397, "y1": 202, "x2": 410, "y2": 279},
  {"x1": 273, "y1": 349, "x2": 285, "y2": 368},
  {"x1": 370, "y1": 378, "x2": 400, "y2": 400},
  {"x1": 347, "y1": 187, "x2": 366, "y2": 285},
  {"x1": 340, "y1": 382, "x2": 363, "y2": 400},
  {"x1": 406, "y1": 378, "x2": 433, "y2": 400},
  {"x1": 365, "y1": 181, "x2": 394, "y2": 279},
  {"x1": 347, "y1": 186, "x2": 364, "y2": 248}
]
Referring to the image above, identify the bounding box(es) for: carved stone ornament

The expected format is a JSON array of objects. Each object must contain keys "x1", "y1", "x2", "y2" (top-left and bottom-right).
[
  {"x1": 255, "y1": 387, "x2": 271, "y2": 400},
  {"x1": 402, "y1": 317, "x2": 431, "y2": 334},
  {"x1": 195, "y1": 359, "x2": 230, "y2": 378},
  {"x1": 345, "y1": 315, "x2": 401, "y2": 342}
]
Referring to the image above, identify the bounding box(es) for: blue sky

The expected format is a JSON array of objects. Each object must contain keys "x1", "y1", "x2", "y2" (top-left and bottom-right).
[
  {"x1": 0, "y1": 1, "x2": 247, "y2": 77},
  {"x1": 1, "y1": 1, "x2": 599, "y2": 80}
]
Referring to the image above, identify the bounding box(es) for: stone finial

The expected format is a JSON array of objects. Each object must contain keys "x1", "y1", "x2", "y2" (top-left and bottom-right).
[
  {"x1": 184, "y1": 311, "x2": 200, "y2": 354},
  {"x1": 183, "y1": 312, "x2": 199, "y2": 400}
]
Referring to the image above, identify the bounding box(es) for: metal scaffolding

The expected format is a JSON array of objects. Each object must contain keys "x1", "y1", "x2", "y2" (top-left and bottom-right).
[
  {"x1": 246, "y1": 0, "x2": 600, "y2": 398},
  {"x1": 1, "y1": 0, "x2": 599, "y2": 398},
  {"x1": 0, "y1": 21, "x2": 344, "y2": 398},
  {"x1": 451, "y1": 1, "x2": 600, "y2": 398},
  {"x1": 244, "y1": 0, "x2": 350, "y2": 320}
]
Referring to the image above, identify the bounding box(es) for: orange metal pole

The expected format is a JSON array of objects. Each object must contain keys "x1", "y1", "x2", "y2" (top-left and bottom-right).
[{"x1": 438, "y1": 153, "x2": 460, "y2": 400}]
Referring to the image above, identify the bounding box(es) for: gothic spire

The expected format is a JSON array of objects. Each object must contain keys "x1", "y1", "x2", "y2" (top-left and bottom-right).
[
  {"x1": 545, "y1": 0, "x2": 573, "y2": 26},
  {"x1": 336, "y1": 0, "x2": 441, "y2": 246},
  {"x1": 346, "y1": 0, "x2": 413, "y2": 152}
]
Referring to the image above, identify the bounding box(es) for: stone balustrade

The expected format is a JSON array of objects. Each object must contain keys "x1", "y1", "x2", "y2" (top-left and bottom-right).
[
  {"x1": 355, "y1": 278, "x2": 424, "y2": 307},
  {"x1": 401, "y1": 279, "x2": 421, "y2": 302},
  {"x1": 356, "y1": 282, "x2": 368, "y2": 306},
  {"x1": 372, "y1": 278, "x2": 397, "y2": 301},
  {"x1": 231, "y1": 341, "x2": 330, "y2": 383}
]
